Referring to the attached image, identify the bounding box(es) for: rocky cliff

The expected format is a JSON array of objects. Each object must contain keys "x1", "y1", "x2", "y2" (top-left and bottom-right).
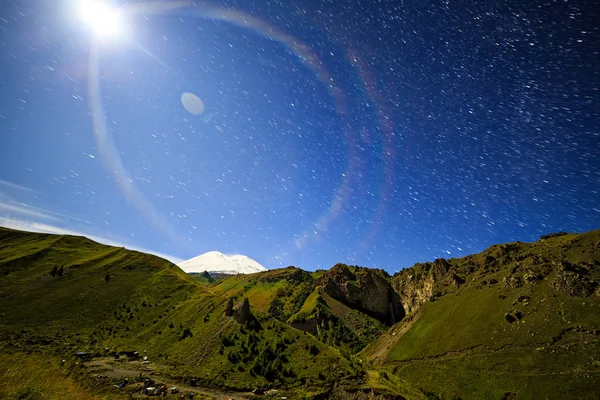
[
  {"x1": 391, "y1": 258, "x2": 459, "y2": 314},
  {"x1": 317, "y1": 264, "x2": 405, "y2": 325}
]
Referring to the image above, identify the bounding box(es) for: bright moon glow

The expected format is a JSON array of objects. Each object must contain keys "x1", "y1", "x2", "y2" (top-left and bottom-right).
[{"x1": 78, "y1": 0, "x2": 124, "y2": 38}]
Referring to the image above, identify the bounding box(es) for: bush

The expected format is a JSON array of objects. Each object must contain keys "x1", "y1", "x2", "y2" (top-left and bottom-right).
[
  {"x1": 268, "y1": 298, "x2": 285, "y2": 320},
  {"x1": 220, "y1": 334, "x2": 235, "y2": 347},
  {"x1": 227, "y1": 351, "x2": 239, "y2": 364},
  {"x1": 178, "y1": 328, "x2": 193, "y2": 340}
]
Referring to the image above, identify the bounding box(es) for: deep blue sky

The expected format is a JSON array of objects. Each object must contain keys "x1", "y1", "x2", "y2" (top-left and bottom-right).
[{"x1": 0, "y1": 0, "x2": 598, "y2": 272}]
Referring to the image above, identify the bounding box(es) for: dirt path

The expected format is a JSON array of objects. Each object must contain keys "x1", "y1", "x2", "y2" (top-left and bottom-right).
[{"x1": 86, "y1": 357, "x2": 254, "y2": 399}]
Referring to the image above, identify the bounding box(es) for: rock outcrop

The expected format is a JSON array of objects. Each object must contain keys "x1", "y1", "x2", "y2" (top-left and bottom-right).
[
  {"x1": 317, "y1": 264, "x2": 404, "y2": 325},
  {"x1": 540, "y1": 231, "x2": 569, "y2": 241},
  {"x1": 234, "y1": 297, "x2": 252, "y2": 324},
  {"x1": 552, "y1": 270, "x2": 597, "y2": 297},
  {"x1": 451, "y1": 272, "x2": 465, "y2": 286},
  {"x1": 391, "y1": 258, "x2": 453, "y2": 314},
  {"x1": 224, "y1": 297, "x2": 234, "y2": 317}
]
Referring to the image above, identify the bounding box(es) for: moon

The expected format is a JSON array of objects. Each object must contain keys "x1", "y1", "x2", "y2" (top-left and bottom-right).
[
  {"x1": 78, "y1": 0, "x2": 124, "y2": 38},
  {"x1": 181, "y1": 92, "x2": 205, "y2": 116}
]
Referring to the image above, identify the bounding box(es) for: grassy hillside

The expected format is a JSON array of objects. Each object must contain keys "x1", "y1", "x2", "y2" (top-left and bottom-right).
[
  {"x1": 0, "y1": 351, "x2": 112, "y2": 400},
  {"x1": 190, "y1": 271, "x2": 215, "y2": 284},
  {"x1": 211, "y1": 266, "x2": 389, "y2": 354},
  {"x1": 211, "y1": 267, "x2": 313, "y2": 317},
  {"x1": 365, "y1": 230, "x2": 600, "y2": 399},
  {"x1": 2, "y1": 226, "x2": 599, "y2": 399},
  {"x1": 0, "y1": 227, "x2": 369, "y2": 398}
]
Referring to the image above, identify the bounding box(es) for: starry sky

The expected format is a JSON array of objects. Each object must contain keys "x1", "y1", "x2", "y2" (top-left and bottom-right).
[{"x1": 0, "y1": 0, "x2": 598, "y2": 272}]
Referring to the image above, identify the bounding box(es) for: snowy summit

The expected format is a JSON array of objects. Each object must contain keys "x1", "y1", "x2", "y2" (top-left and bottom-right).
[{"x1": 177, "y1": 251, "x2": 267, "y2": 275}]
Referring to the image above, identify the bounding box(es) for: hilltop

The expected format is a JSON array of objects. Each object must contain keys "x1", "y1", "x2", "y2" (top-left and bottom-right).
[{"x1": 0, "y1": 226, "x2": 599, "y2": 399}]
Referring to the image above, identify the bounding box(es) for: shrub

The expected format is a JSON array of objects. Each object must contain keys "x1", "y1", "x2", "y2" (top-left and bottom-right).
[
  {"x1": 178, "y1": 328, "x2": 193, "y2": 340},
  {"x1": 220, "y1": 334, "x2": 235, "y2": 347}
]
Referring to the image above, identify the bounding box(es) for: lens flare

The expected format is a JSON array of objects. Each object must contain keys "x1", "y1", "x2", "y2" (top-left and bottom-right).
[{"x1": 84, "y1": 1, "x2": 356, "y2": 253}]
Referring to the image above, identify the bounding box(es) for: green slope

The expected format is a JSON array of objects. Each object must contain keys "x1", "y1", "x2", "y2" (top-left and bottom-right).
[
  {"x1": 211, "y1": 267, "x2": 314, "y2": 317},
  {"x1": 365, "y1": 230, "x2": 600, "y2": 399},
  {"x1": 0, "y1": 351, "x2": 109, "y2": 400},
  {"x1": 189, "y1": 271, "x2": 215, "y2": 284},
  {"x1": 3, "y1": 226, "x2": 598, "y2": 399},
  {"x1": 0, "y1": 227, "x2": 368, "y2": 398},
  {"x1": 211, "y1": 265, "x2": 389, "y2": 354}
]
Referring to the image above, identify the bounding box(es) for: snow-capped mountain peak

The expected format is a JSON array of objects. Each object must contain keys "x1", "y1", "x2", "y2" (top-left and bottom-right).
[{"x1": 177, "y1": 251, "x2": 267, "y2": 275}]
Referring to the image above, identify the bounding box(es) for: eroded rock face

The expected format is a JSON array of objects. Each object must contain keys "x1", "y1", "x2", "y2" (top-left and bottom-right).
[
  {"x1": 391, "y1": 258, "x2": 453, "y2": 314},
  {"x1": 318, "y1": 264, "x2": 404, "y2": 325},
  {"x1": 392, "y1": 273, "x2": 434, "y2": 315},
  {"x1": 234, "y1": 297, "x2": 252, "y2": 323}
]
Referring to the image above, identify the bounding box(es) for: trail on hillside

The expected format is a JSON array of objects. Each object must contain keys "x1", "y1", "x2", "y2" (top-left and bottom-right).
[{"x1": 86, "y1": 357, "x2": 254, "y2": 399}]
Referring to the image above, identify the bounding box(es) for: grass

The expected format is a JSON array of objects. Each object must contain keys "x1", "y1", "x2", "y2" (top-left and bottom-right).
[
  {"x1": 0, "y1": 227, "x2": 366, "y2": 396},
  {"x1": 211, "y1": 266, "x2": 385, "y2": 355},
  {"x1": 365, "y1": 229, "x2": 600, "y2": 399},
  {"x1": 1, "y1": 226, "x2": 599, "y2": 399},
  {"x1": 0, "y1": 351, "x2": 109, "y2": 400},
  {"x1": 288, "y1": 287, "x2": 321, "y2": 322},
  {"x1": 189, "y1": 271, "x2": 215, "y2": 284},
  {"x1": 390, "y1": 341, "x2": 600, "y2": 400}
]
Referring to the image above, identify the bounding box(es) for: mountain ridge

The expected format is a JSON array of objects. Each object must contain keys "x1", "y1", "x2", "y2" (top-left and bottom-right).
[{"x1": 0, "y1": 226, "x2": 599, "y2": 399}]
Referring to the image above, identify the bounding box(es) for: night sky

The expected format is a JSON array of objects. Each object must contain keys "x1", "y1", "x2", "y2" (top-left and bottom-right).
[{"x1": 0, "y1": 0, "x2": 598, "y2": 272}]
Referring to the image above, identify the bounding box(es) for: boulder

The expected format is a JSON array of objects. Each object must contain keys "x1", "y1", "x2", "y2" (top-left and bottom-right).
[
  {"x1": 514, "y1": 310, "x2": 523, "y2": 320},
  {"x1": 517, "y1": 295, "x2": 531, "y2": 304},
  {"x1": 505, "y1": 313, "x2": 516, "y2": 324}
]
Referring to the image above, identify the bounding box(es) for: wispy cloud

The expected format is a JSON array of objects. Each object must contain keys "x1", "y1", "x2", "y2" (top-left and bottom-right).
[
  {"x1": 0, "y1": 216, "x2": 184, "y2": 264},
  {"x1": 0, "y1": 200, "x2": 90, "y2": 224},
  {"x1": 0, "y1": 202, "x2": 60, "y2": 221},
  {"x1": 0, "y1": 179, "x2": 38, "y2": 193}
]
